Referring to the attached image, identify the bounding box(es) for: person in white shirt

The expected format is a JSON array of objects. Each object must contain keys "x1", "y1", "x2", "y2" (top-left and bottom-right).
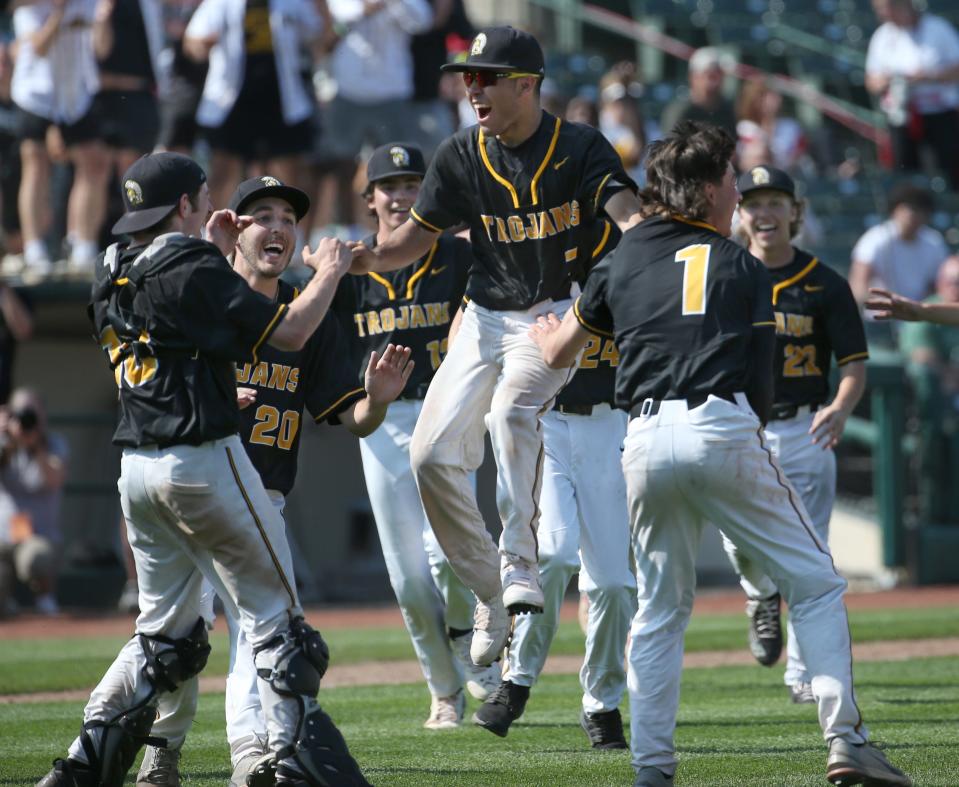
[
  {"x1": 865, "y1": 0, "x2": 959, "y2": 187},
  {"x1": 11, "y1": 0, "x2": 108, "y2": 276},
  {"x1": 183, "y1": 0, "x2": 325, "y2": 210},
  {"x1": 849, "y1": 182, "x2": 948, "y2": 309}
]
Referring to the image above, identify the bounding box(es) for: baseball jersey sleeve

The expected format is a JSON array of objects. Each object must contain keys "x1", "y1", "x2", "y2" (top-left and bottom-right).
[
  {"x1": 411, "y1": 137, "x2": 471, "y2": 233},
  {"x1": 824, "y1": 275, "x2": 869, "y2": 366},
  {"x1": 577, "y1": 130, "x2": 637, "y2": 216},
  {"x1": 573, "y1": 256, "x2": 615, "y2": 337},
  {"x1": 175, "y1": 255, "x2": 287, "y2": 363},
  {"x1": 301, "y1": 313, "x2": 366, "y2": 424},
  {"x1": 750, "y1": 258, "x2": 776, "y2": 327}
]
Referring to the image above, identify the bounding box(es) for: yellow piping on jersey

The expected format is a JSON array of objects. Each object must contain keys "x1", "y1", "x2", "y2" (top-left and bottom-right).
[
  {"x1": 405, "y1": 241, "x2": 438, "y2": 299},
  {"x1": 573, "y1": 297, "x2": 613, "y2": 338},
  {"x1": 753, "y1": 321, "x2": 776, "y2": 327},
  {"x1": 593, "y1": 173, "x2": 612, "y2": 213},
  {"x1": 367, "y1": 272, "x2": 397, "y2": 300},
  {"x1": 410, "y1": 208, "x2": 444, "y2": 234},
  {"x1": 252, "y1": 303, "x2": 287, "y2": 365},
  {"x1": 314, "y1": 387, "x2": 365, "y2": 423},
  {"x1": 771, "y1": 257, "x2": 819, "y2": 306},
  {"x1": 479, "y1": 116, "x2": 562, "y2": 208},
  {"x1": 592, "y1": 221, "x2": 612, "y2": 258},
  {"x1": 837, "y1": 351, "x2": 869, "y2": 366},
  {"x1": 670, "y1": 214, "x2": 719, "y2": 233}
]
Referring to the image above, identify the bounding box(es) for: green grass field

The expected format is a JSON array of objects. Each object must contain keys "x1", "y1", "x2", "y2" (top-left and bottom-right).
[{"x1": 1, "y1": 606, "x2": 957, "y2": 786}]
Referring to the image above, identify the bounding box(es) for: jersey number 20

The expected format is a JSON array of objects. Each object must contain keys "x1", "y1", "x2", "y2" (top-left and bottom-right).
[
  {"x1": 249, "y1": 405, "x2": 300, "y2": 450},
  {"x1": 675, "y1": 244, "x2": 710, "y2": 316}
]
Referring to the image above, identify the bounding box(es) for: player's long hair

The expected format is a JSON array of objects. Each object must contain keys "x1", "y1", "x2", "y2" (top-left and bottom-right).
[{"x1": 639, "y1": 121, "x2": 736, "y2": 223}]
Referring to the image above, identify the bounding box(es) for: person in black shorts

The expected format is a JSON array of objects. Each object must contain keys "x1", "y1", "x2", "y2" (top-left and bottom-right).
[
  {"x1": 350, "y1": 26, "x2": 642, "y2": 669},
  {"x1": 37, "y1": 152, "x2": 371, "y2": 787},
  {"x1": 529, "y1": 121, "x2": 910, "y2": 787}
]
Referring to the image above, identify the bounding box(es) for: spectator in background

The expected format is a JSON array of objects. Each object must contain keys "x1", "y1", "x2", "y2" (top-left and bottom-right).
[
  {"x1": 660, "y1": 46, "x2": 737, "y2": 137},
  {"x1": 0, "y1": 283, "x2": 33, "y2": 406},
  {"x1": 183, "y1": 0, "x2": 324, "y2": 211},
  {"x1": 11, "y1": 0, "x2": 107, "y2": 275},
  {"x1": 565, "y1": 95, "x2": 598, "y2": 127},
  {"x1": 0, "y1": 39, "x2": 23, "y2": 261},
  {"x1": 866, "y1": 0, "x2": 959, "y2": 188},
  {"x1": 0, "y1": 388, "x2": 68, "y2": 615},
  {"x1": 155, "y1": 0, "x2": 207, "y2": 154},
  {"x1": 314, "y1": 0, "x2": 432, "y2": 236},
  {"x1": 849, "y1": 182, "x2": 947, "y2": 305},
  {"x1": 899, "y1": 255, "x2": 959, "y2": 392},
  {"x1": 736, "y1": 77, "x2": 809, "y2": 174}
]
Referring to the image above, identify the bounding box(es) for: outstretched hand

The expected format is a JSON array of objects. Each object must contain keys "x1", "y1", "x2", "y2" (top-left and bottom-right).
[
  {"x1": 206, "y1": 210, "x2": 253, "y2": 256},
  {"x1": 364, "y1": 344, "x2": 414, "y2": 406},
  {"x1": 301, "y1": 237, "x2": 352, "y2": 280},
  {"x1": 864, "y1": 288, "x2": 922, "y2": 322}
]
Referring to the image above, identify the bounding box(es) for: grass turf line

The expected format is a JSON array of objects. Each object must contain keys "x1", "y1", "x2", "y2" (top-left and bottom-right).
[{"x1": 1, "y1": 657, "x2": 956, "y2": 786}]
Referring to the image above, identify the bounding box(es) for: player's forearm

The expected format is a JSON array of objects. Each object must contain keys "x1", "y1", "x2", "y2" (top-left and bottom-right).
[
  {"x1": 269, "y1": 269, "x2": 343, "y2": 351},
  {"x1": 370, "y1": 219, "x2": 437, "y2": 272},
  {"x1": 344, "y1": 397, "x2": 387, "y2": 437},
  {"x1": 832, "y1": 361, "x2": 866, "y2": 416},
  {"x1": 604, "y1": 190, "x2": 643, "y2": 233},
  {"x1": 914, "y1": 300, "x2": 959, "y2": 325},
  {"x1": 541, "y1": 312, "x2": 591, "y2": 369}
]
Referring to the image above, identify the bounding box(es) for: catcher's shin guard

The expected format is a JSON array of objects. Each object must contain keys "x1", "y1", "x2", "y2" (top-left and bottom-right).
[{"x1": 255, "y1": 618, "x2": 369, "y2": 786}]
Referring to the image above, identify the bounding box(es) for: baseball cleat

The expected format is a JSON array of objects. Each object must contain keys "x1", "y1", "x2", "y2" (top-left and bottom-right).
[
  {"x1": 826, "y1": 740, "x2": 912, "y2": 787},
  {"x1": 470, "y1": 596, "x2": 510, "y2": 666},
  {"x1": 789, "y1": 681, "x2": 816, "y2": 704},
  {"x1": 36, "y1": 759, "x2": 94, "y2": 787},
  {"x1": 137, "y1": 744, "x2": 182, "y2": 786},
  {"x1": 580, "y1": 708, "x2": 628, "y2": 749},
  {"x1": 746, "y1": 592, "x2": 783, "y2": 666},
  {"x1": 450, "y1": 631, "x2": 502, "y2": 699},
  {"x1": 423, "y1": 689, "x2": 466, "y2": 730},
  {"x1": 501, "y1": 557, "x2": 545, "y2": 614},
  {"x1": 633, "y1": 766, "x2": 674, "y2": 787},
  {"x1": 472, "y1": 680, "x2": 530, "y2": 737},
  {"x1": 230, "y1": 752, "x2": 276, "y2": 787}
]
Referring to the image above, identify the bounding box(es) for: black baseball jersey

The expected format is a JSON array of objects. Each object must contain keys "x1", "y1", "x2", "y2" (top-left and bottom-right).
[
  {"x1": 333, "y1": 234, "x2": 471, "y2": 399},
  {"x1": 89, "y1": 234, "x2": 287, "y2": 448},
  {"x1": 575, "y1": 215, "x2": 774, "y2": 411},
  {"x1": 411, "y1": 111, "x2": 636, "y2": 311},
  {"x1": 556, "y1": 220, "x2": 620, "y2": 408},
  {"x1": 237, "y1": 280, "x2": 365, "y2": 496},
  {"x1": 767, "y1": 248, "x2": 868, "y2": 410}
]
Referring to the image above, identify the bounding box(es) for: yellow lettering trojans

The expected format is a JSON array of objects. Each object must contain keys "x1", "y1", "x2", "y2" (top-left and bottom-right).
[
  {"x1": 774, "y1": 311, "x2": 814, "y2": 338},
  {"x1": 479, "y1": 200, "x2": 580, "y2": 245},
  {"x1": 236, "y1": 362, "x2": 300, "y2": 392},
  {"x1": 351, "y1": 301, "x2": 452, "y2": 338}
]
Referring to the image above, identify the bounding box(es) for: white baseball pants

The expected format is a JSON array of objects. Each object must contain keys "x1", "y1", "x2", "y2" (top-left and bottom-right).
[
  {"x1": 359, "y1": 399, "x2": 475, "y2": 699},
  {"x1": 410, "y1": 299, "x2": 575, "y2": 602},
  {"x1": 622, "y1": 395, "x2": 867, "y2": 776},
  {"x1": 508, "y1": 405, "x2": 635, "y2": 713},
  {"x1": 69, "y1": 436, "x2": 301, "y2": 762},
  {"x1": 722, "y1": 408, "x2": 837, "y2": 687}
]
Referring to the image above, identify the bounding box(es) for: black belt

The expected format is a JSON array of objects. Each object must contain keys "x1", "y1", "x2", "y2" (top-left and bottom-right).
[
  {"x1": 630, "y1": 392, "x2": 736, "y2": 419},
  {"x1": 769, "y1": 402, "x2": 822, "y2": 421},
  {"x1": 553, "y1": 403, "x2": 603, "y2": 416}
]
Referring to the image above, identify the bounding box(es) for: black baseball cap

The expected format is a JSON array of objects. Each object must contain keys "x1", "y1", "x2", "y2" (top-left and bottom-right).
[
  {"x1": 229, "y1": 176, "x2": 311, "y2": 221},
  {"x1": 440, "y1": 26, "x2": 544, "y2": 76},
  {"x1": 112, "y1": 152, "x2": 207, "y2": 235},
  {"x1": 737, "y1": 165, "x2": 796, "y2": 199},
  {"x1": 365, "y1": 143, "x2": 426, "y2": 191}
]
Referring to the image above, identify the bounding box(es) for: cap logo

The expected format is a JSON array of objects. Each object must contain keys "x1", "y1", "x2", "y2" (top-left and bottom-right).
[
  {"x1": 260, "y1": 176, "x2": 282, "y2": 187},
  {"x1": 124, "y1": 179, "x2": 144, "y2": 206},
  {"x1": 470, "y1": 33, "x2": 487, "y2": 56},
  {"x1": 390, "y1": 147, "x2": 410, "y2": 167},
  {"x1": 751, "y1": 167, "x2": 771, "y2": 186}
]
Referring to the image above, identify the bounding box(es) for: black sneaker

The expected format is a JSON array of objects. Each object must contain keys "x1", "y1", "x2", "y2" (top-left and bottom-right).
[
  {"x1": 36, "y1": 759, "x2": 94, "y2": 787},
  {"x1": 580, "y1": 708, "x2": 627, "y2": 749},
  {"x1": 471, "y1": 679, "x2": 530, "y2": 737},
  {"x1": 746, "y1": 593, "x2": 782, "y2": 667}
]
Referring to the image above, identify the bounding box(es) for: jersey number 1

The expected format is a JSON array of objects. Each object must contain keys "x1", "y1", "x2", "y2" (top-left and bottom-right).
[{"x1": 675, "y1": 244, "x2": 710, "y2": 316}]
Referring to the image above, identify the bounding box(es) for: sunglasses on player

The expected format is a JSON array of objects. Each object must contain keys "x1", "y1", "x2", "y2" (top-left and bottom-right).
[{"x1": 462, "y1": 71, "x2": 541, "y2": 89}]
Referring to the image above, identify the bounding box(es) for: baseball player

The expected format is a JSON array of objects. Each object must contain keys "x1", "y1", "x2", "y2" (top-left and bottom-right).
[
  {"x1": 529, "y1": 122, "x2": 910, "y2": 787},
  {"x1": 38, "y1": 153, "x2": 371, "y2": 787},
  {"x1": 331, "y1": 143, "x2": 501, "y2": 731},
  {"x1": 722, "y1": 166, "x2": 868, "y2": 703},
  {"x1": 351, "y1": 25, "x2": 642, "y2": 667},
  {"x1": 135, "y1": 176, "x2": 413, "y2": 786},
  {"x1": 473, "y1": 221, "x2": 636, "y2": 748}
]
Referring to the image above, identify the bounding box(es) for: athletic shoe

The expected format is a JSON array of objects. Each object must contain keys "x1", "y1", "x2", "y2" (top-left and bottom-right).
[
  {"x1": 470, "y1": 596, "x2": 510, "y2": 666},
  {"x1": 137, "y1": 745, "x2": 181, "y2": 786},
  {"x1": 472, "y1": 679, "x2": 529, "y2": 737},
  {"x1": 230, "y1": 750, "x2": 275, "y2": 787},
  {"x1": 501, "y1": 556, "x2": 545, "y2": 614},
  {"x1": 789, "y1": 681, "x2": 816, "y2": 704},
  {"x1": 826, "y1": 739, "x2": 912, "y2": 786},
  {"x1": 633, "y1": 766, "x2": 674, "y2": 787},
  {"x1": 36, "y1": 758, "x2": 94, "y2": 787},
  {"x1": 423, "y1": 689, "x2": 466, "y2": 730},
  {"x1": 746, "y1": 592, "x2": 782, "y2": 667},
  {"x1": 450, "y1": 632, "x2": 502, "y2": 700},
  {"x1": 580, "y1": 708, "x2": 627, "y2": 749}
]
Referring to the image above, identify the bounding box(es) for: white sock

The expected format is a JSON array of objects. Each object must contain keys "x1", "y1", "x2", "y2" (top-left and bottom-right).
[
  {"x1": 24, "y1": 239, "x2": 49, "y2": 264},
  {"x1": 69, "y1": 240, "x2": 99, "y2": 264}
]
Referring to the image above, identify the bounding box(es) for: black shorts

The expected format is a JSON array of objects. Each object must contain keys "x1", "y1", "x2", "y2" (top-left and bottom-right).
[
  {"x1": 16, "y1": 108, "x2": 51, "y2": 142},
  {"x1": 201, "y1": 87, "x2": 314, "y2": 162},
  {"x1": 58, "y1": 107, "x2": 101, "y2": 148},
  {"x1": 157, "y1": 79, "x2": 202, "y2": 151},
  {"x1": 93, "y1": 90, "x2": 159, "y2": 153}
]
